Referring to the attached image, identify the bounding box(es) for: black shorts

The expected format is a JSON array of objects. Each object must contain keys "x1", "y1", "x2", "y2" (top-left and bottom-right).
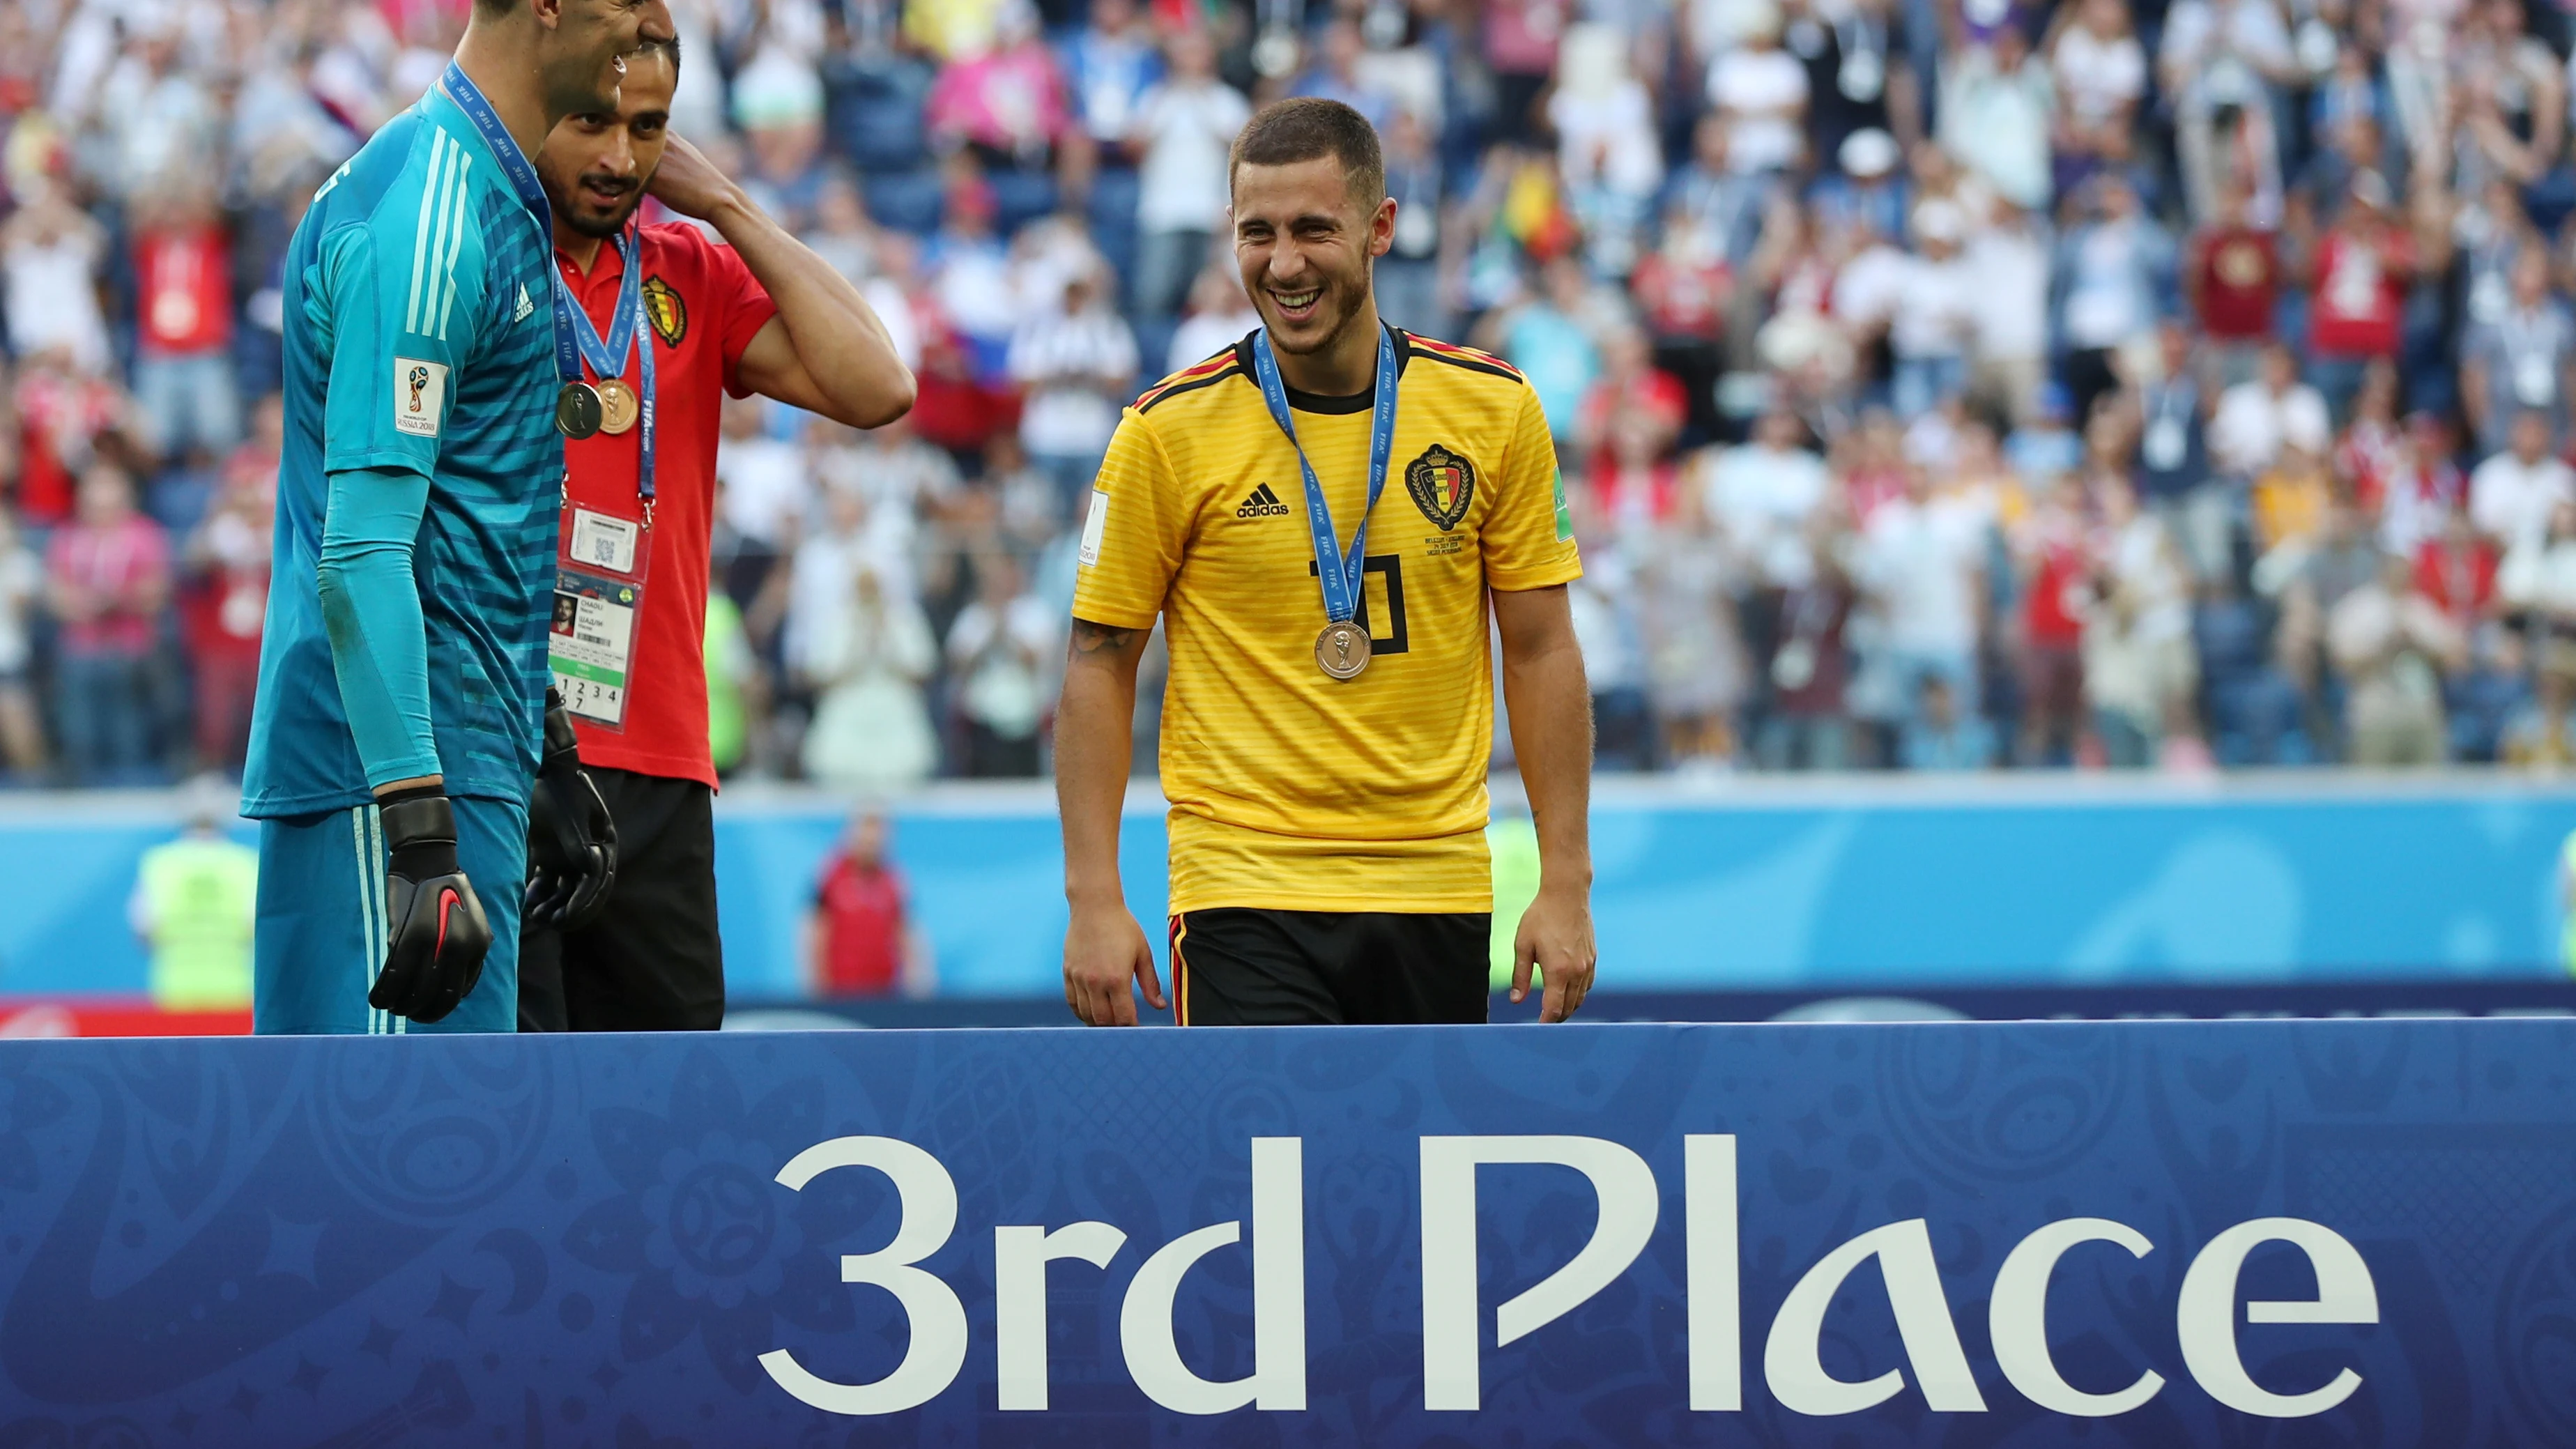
[
  {"x1": 518, "y1": 767, "x2": 723, "y2": 1032},
  {"x1": 1168, "y1": 908, "x2": 1490, "y2": 1026}
]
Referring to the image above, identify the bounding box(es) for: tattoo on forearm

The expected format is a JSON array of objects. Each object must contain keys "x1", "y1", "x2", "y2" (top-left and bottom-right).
[{"x1": 1069, "y1": 618, "x2": 1139, "y2": 657}]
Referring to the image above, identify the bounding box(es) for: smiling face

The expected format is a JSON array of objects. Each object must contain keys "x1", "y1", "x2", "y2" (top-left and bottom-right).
[
  {"x1": 1229, "y1": 155, "x2": 1395, "y2": 362},
  {"x1": 539, "y1": 45, "x2": 675, "y2": 239}
]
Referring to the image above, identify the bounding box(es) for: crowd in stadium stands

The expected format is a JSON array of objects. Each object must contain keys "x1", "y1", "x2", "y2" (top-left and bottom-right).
[{"x1": 14, "y1": 0, "x2": 2576, "y2": 783}]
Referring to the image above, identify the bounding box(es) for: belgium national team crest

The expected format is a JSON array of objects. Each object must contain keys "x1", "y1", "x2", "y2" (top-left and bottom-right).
[
  {"x1": 643, "y1": 276, "x2": 687, "y2": 347},
  {"x1": 1405, "y1": 444, "x2": 1475, "y2": 531}
]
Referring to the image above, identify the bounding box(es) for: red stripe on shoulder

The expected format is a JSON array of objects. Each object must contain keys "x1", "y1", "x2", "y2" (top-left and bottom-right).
[
  {"x1": 1134, "y1": 355, "x2": 1244, "y2": 412},
  {"x1": 1407, "y1": 335, "x2": 1525, "y2": 383}
]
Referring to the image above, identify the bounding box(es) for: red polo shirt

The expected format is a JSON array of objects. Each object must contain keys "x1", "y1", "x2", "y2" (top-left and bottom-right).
[{"x1": 555, "y1": 222, "x2": 776, "y2": 787}]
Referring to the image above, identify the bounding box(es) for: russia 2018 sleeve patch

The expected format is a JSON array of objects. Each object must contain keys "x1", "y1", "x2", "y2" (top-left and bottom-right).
[
  {"x1": 394, "y1": 358, "x2": 447, "y2": 437},
  {"x1": 1080, "y1": 489, "x2": 1110, "y2": 568}
]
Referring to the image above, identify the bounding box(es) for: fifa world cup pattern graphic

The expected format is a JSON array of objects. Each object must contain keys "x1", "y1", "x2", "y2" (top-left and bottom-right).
[{"x1": 0, "y1": 1020, "x2": 2568, "y2": 1445}]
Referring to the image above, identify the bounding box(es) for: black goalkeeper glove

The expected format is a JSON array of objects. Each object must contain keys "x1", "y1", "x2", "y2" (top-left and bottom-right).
[
  {"x1": 367, "y1": 788, "x2": 494, "y2": 1023},
  {"x1": 524, "y1": 687, "x2": 618, "y2": 930}
]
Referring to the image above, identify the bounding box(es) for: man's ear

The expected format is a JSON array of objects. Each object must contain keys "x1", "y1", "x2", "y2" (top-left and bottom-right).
[
  {"x1": 1368, "y1": 194, "x2": 1397, "y2": 260},
  {"x1": 530, "y1": 0, "x2": 565, "y2": 32}
]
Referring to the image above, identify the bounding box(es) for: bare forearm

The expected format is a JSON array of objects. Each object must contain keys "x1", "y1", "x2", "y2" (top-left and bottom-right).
[
  {"x1": 1502, "y1": 631, "x2": 1593, "y2": 892},
  {"x1": 707, "y1": 196, "x2": 912, "y2": 427},
  {"x1": 1057, "y1": 621, "x2": 1144, "y2": 907}
]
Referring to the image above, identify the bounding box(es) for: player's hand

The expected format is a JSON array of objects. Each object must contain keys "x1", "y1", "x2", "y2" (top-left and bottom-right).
[
  {"x1": 1512, "y1": 884, "x2": 1597, "y2": 1023},
  {"x1": 1064, "y1": 903, "x2": 1163, "y2": 1026},
  {"x1": 525, "y1": 690, "x2": 618, "y2": 930},
  {"x1": 645, "y1": 133, "x2": 748, "y2": 223},
  {"x1": 368, "y1": 792, "x2": 495, "y2": 1023}
]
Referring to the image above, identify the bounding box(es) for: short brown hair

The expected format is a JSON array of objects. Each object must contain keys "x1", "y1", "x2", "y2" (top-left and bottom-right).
[{"x1": 1229, "y1": 98, "x2": 1385, "y2": 208}]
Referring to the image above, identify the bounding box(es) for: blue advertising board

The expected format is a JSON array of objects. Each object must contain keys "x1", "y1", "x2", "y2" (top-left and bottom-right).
[{"x1": 0, "y1": 1019, "x2": 2569, "y2": 1445}]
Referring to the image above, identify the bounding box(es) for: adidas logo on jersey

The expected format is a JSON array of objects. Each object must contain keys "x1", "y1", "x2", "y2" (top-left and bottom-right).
[
  {"x1": 1236, "y1": 483, "x2": 1291, "y2": 519},
  {"x1": 515, "y1": 284, "x2": 535, "y2": 322}
]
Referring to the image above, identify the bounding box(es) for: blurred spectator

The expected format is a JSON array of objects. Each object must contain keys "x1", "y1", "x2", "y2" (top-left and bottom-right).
[
  {"x1": 1168, "y1": 264, "x2": 1259, "y2": 372},
  {"x1": 128, "y1": 790, "x2": 256, "y2": 1010},
  {"x1": 2329, "y1": 550, "x2": 2466, "y2": 765},
  {"x1": 800, "y1": 560, "x2": 940, "y2": 790},
  {"x1": 1549, "y1": 24, "x2": 1663, "y2": 275},
  {"x1": 2460, "y1": 250, "x2": 2576, "y2": 456},
  {"x1": 2187, "y1": 181, "x2": 2281, "y2": 385},
  {"x1": 1707, "y1": 3, "x2": 1809, "y2": 176},
  {"x1": 945, "y1": 551, "x2": 1053, "y2": 775},
  {"x1": 47, "y1": 463, "x2": 171, "y2": 785},
  {"x1": 804, "y1": 810, "x2": 933, "y2": 998},
  {"x1": 180, "y1": 398, "x2": 277, "y2": 772},
  {"x1": 2053, "y1": 173, "x2": 2173, "y2": 426},
  {"x1": 2470, "y1": 408, "x2": 2576, "y2": 548},
  {"x1": 1377, "y1": 109, "x2": 1448, "y2": 339},
  {"x1": 1887, "y1": 199, "x2": 1975, "y2": 417},
  {"x1": 0, "y1": 507, "x2": 47, "y2": 781},
  {"x1": 1855, "y1": 461, "x2": 1986, "y2": 732},
  {"x1": 2, "y1": 185, "x2": 111, "y2": 375},
  {"x1": 1008, "y1": 270, "x2": 1137, "y2": 509},
  {"x1": 1130, "y1": 28, "x2": 1246, "y2": 321},
  {"x1": 2212, "y1": 341, "x2": 2331, "y2": 480},
  {"x1": 128, "y1": 184, "x2": 238, "y2": 460},
  {"x1": 2048, "y1": 0, "x2": 2146, "y2": 193},
  {"x1": 1938, "y1": 15, "x2": 2051, "y2": 211},
  {"x1": 2299, "y1": 170, "x2": 2414, "y2": 417},
  {"x1": 2014, "y1": 472, "x2": 2093, "y2": 764},
  {"x1": 2084, "y1": 473, "x2": 2198, "y2": 766}
]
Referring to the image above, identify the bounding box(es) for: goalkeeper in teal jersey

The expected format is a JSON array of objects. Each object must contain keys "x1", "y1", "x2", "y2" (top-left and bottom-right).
[{"x1": 243, "y1": 0, "x2": 673, "y2": 1033}]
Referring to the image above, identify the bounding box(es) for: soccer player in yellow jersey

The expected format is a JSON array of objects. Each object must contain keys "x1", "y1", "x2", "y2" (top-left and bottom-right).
[{"x1": 1057, "y1": 98, "x2": 1598, "y2": 1027}]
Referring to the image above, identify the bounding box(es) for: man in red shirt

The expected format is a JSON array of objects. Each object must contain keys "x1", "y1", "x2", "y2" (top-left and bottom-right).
[
  {"x1": 519, "y1": 38, "x2": 915, "y2": 1032},
  {"x1": 47, "y1": 463, "x2": 172, "y2": 785},
  {"x1": 2302, "y1": 169, "x2": 2412, "y2": 422},
  {"x1": 804, "y1": 810, "x2": 931, "y2": 998},
  {"x1": 128, "y1": 187, "x2": 238, "y2": 460},
  {"x1": 2186, "y1": 181, "x2": 2277, "y2": 387}
]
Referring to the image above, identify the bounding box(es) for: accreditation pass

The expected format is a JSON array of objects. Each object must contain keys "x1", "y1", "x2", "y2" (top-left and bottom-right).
[{"x1": 549, "y1": 509, "x2": 646, "y2": 729}]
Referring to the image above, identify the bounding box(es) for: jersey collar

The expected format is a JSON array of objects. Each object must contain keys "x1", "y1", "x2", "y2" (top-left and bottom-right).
[{"x1": 1233, "y1": 322, "x2": 1413, "y2": 415}]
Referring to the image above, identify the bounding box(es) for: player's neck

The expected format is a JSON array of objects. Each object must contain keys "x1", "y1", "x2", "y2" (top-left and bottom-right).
[
  {"x1": 556, "y1": 227, "x2": 606, "y2": 273},
  {"x1": 450, "y1": 23, "x2": 555, "y2": 164},
  {"x1": 1270, "y1": 299, "x2": 1386, "y2": 398}
]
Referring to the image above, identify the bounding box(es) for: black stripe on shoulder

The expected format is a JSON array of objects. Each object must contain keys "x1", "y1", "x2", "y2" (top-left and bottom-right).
[
  {"x1": 1137, "y1": 365, "x2": 1243, "y2": 413},
  {"x1": 1410, "y1": 346, "x2": 1524, "y2": 385}
]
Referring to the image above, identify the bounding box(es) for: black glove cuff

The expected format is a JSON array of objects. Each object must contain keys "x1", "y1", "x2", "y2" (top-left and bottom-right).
[
  {"x1": 379, "y1": 790, "x2": 460, "y2": 880},
  {"x1": 541, "y1": 689, "x2": 581, "y2": 772}
]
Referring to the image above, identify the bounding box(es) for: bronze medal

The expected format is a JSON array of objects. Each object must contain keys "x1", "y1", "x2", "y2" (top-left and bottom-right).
[
  {"x1": 555, "y1": 381, "x2": 604, "y2": 439},
  {"x1": 597, "y1": 377, "x2": 638, "y2": 435},
  {"x1": 1314, "y1": 620, "x2": 1371, "y2": 680}
]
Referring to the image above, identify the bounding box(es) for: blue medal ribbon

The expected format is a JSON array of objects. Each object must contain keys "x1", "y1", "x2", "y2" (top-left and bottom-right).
[
  {"x1": 1250, "y1": 325, "x2": 1399, "y2": 629},
  {"x1": 560, "y1": 229, "x2": 657, "y2": 509},
  {"x1": 438, "y1": 62, "x2": 583, "y2": 392}
]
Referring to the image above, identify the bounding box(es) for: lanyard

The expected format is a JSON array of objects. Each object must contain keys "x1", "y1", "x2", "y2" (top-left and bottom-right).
[
  {"x1": 1250, "y1": 326, "x2": 1399, "y2": 629},
  {"x1": 438, "y1": 62, "x2": 583, "y2": 391},
  {"x1": 560, "y1": 230, "x2": 659, "y2": 509}
]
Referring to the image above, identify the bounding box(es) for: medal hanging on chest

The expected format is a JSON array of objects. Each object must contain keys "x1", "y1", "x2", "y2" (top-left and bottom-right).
[{"x1": 1250, "y1": 327, "x2": 1400, "y2": 682}]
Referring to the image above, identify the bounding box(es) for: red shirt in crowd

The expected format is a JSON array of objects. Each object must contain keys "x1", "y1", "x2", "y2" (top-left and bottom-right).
[
  {"x1": 2193, "y1": 225, "x2": 2278, "y2": 342},
  {"x1": 2024, "y1": 537, "x2": 2090, "y2": 648},
  {"x1": 2308, "y1": 226, "x2": 2411, "y2": 358},
  {"x1": 13, "y1": 370, "x2": 119, "y2": 523},
  {"x1": 2414, "y1": 535, "x2": 2498, "y2": 623},
  {"x1": 814, "y1": 854, "x2": 907, "y2": 996},
  {"x1": 48, "y1": 515, "x2": 169, "y2": 654},
  {"x1": 133, "y1": 224, "x2": 231, "y2": 355},
  {"x1": 555, "y1": 222, "x2": 776, "y2": 788}
]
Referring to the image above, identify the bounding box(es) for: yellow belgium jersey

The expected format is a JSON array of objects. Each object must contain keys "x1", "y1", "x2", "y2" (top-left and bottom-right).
[{"x1": 1073, "y1": 326, "x2": 1581, "y2": 914}]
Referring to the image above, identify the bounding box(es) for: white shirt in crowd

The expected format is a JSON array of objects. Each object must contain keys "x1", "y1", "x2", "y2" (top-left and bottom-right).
[
  {"x1": 1707, "y1": 46, "x2": 1809, "y2": 174},
  {"x1": 1705, "y1": 440, "x2": 1830, "y2": 587},
  {"x1": 1134, "y1": 80, "x2": 1252, "y2": 234},
  {"x1": 1168, "y1": 301, "x2": 1259, "y2": 373},
  {"x1": 1889, "y1": 252, "x2": 1978, "y2": 360},
  {"x1": 2053, "y1": 24, "x2": 2147, "y2": 125},
  {"x1": 1965, "y1": 217, "x2": 2051, "y2": 363},
  {"x1": 948, "y1": 593, "x2": 1061, "y2": 739},
  {"x1": 2470, "y1": 450, "x2": 2576, "y2": 546},
  {"x1": 2209, "y1": 377, "x2": 2332, "y2": 475},
  {"x1": 716, "y1": 431, "x2": 810, "y2": 549},
  {"x1": 1549, "y1": 78, "x2": 1665, "y2": 198},
  {"x1": 1858, "y1": 493, "x2": 1988, "y2": 655},
  {"x1": 1009, "y1": 306, "x2": 1140, "y2": 459}
]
